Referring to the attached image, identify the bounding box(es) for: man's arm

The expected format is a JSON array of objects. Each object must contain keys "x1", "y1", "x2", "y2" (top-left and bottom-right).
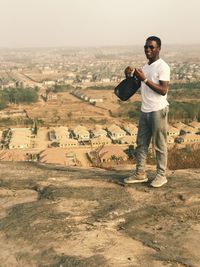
[
  {"x1": 144, "y1": 79, "x2": 169, "y2": 96},
  {"x1": 134, "y1": 68, "x2": 169, "y2": 96}
]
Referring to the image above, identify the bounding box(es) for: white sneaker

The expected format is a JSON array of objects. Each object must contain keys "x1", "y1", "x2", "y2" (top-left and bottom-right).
[
  {"x1": 151, "y1": 175, "x2": 167, "y2": 188},
  {"x1": 124, "y1": 172, "x2": 148, "y2": 184}
]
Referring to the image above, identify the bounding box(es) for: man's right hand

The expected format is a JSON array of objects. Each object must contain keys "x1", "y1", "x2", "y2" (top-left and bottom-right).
[{"x1": 124, "y1": 66, "x2": 133, "y2": 78}]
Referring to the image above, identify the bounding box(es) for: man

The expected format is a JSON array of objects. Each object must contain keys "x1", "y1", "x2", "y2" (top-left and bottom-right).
[{"x1": 124, "y1": 36, "x2": 170, "y2": 187}]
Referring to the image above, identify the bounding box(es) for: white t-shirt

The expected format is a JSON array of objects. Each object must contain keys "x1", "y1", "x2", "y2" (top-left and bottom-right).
[{"x1": 141, "y1": 58, "x2": 170, "y2": 113}]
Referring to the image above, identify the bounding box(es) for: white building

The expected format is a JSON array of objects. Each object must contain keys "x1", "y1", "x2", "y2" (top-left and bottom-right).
[
  {"x1": 54, "y1": 126, "x2": 70, "y2": 140},
  {"x1": 167, "y1": 125, "x2": 180, "y2": 136},
  {"x1": 90, "y1": 136, "x2": 111, "y2": 147},
  {"x1": 123, "y1": 123, "x2": 138, "y2": 136},
  {"x1": 181, "y1": 134, "x2": 200, "y2": 144},
  {"x1": 120, "y1": 135, "x2": 137, "y2": 145},
  {"x1": 59, "y1": 138, "x2": 78, "y2": 147},
  {"x1": 9, "y1": 128, "x2": 32, "y2": 149},
  {"x1": 73, "y1": 125, "x2": 90, "y2": 141},
  {"x1": 107, "y1": 124, "x2": 126, "y2": 140},
  {"x1": 92, "y1": 127, "x2": 107, "y2": 138}
]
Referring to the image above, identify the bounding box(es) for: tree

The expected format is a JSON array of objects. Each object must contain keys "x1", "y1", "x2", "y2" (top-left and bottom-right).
[{"x1": 1, "y1": 87, "x2": 38, "y2": 104}]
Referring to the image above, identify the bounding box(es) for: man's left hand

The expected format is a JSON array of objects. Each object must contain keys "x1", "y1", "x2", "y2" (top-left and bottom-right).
[{"x1": 134, "y1": 68, "x2": 146, "y2": 81}]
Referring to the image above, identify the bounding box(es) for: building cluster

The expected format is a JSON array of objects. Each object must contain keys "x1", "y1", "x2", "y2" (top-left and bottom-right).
[
  {"x1": 1, "y1": 121, "x2": 200, "y2": 151},
  {"x1": 46, "y1": 123, "x2": 138, "y2": 148},
  {"x1": 70, "y1": 90, "x2": 103, "y2": 104},
  {"x1": 1, "y1": 46, "x2": 200, "y2": 91},
  {"x1": 170, "y1": 62, "x2": 200, "y2": 81},
  {"x1": 167, "y1": 121, "x2": 200, "y2": 145},
  {"x1": 0, "y1": 109, "x2": 27, "y2": 119}
]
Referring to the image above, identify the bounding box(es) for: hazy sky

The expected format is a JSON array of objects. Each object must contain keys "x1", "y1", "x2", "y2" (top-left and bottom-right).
[{"x1": 0, "y1": 0, "x2": 200, "y2": 48}]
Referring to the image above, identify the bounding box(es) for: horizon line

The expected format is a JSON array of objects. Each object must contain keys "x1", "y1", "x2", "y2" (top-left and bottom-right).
[{"x1": 0, "y1": 43, "x2": 200, "y2": 50}]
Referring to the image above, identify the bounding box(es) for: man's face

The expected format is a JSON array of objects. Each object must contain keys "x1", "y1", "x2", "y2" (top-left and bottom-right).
[{"x1": 144, "y1": 40, "x2": 160, "y2": 61}]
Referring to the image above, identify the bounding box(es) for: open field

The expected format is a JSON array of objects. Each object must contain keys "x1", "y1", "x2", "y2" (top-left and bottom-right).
[
  {"x1": 15, "y1": 89, "x2": 141, "y2": 127},
  {"x1": 22, "y1": 91, "x2": 112, "y2": 125}
]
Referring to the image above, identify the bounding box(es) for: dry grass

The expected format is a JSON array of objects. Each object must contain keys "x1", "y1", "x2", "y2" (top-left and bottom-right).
[{"x1": 168, "y1": 147, "x2": 200, "y2": 170}]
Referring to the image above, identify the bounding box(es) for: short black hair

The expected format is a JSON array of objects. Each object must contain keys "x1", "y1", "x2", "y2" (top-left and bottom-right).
[{"x1": 146, "y1": 36, "x2": 161, "y2": 47}]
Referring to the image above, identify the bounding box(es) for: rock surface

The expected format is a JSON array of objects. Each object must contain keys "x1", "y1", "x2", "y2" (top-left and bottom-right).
[{"x1": 0, "y1": 162, "x2": 200, "y2": 267}]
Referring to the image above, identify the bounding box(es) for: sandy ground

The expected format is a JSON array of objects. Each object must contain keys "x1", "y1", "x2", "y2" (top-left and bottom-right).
[
  {"x1": 16, "y1": 90, "x2": 141, "y2": 126},
  {"x1": 22, "y1": 91, "x2": 113, "y2": 124},
  {"x1": 0, "y1": 162, "x2": 200, "y2": 267}
]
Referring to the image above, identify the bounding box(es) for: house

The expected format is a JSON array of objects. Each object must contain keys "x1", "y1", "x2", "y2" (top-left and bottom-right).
[
  {"x1": 188, "y1": 121, "x2": 200, "y2": 131},
  {"x1": 44, "y1": 80, "x2": 56, "y2": 87},
  {"x1": 172, "y1": 122, "x2": 198, "y2": 135},
  {"x1": 120, "y1": 135, "x2": 137, "y2": 145},
  {"x1": 167, "y1": 125, "x2": 180, "y2": 136},
  {"x1": 0, "y1": 109, "x2": 27, "y2": 119},
  {"x1": 47, "y1": 92, "x2": 57, "y2": 101},
  {"x1": 101, "y1": 78, "x2": 111, "y2": 83},
  {"x1": 173, "y1": 122, "x2": 187, "y2": 129},
  {"x1": 54, "y1": 126, "x2": 70, "y2": 140},
  {"x1": 90, "y1": 136, "x2": 111, "y2": 147},
  {"x1": 180, "y1": 125, "x2": 197, "y2": 135},
  {"x1": 97, "y1": 145, "x2": 128, "y2": 162},
  {"x1": 83, "y1": 95, "x2": 89, "y2": 101},
  {"x1": 8, "y1": 128, "x2": 32, "y2": 149},
  {"x1": 59, "y1": 138, "x2": 78, "y2": 148},
  {"x1": 73, "y1": 125, "x2": 90, "y2": 141},
  {"x1": 92, "y1": 127, "x2": 107, "y2": 138},
  {"x1": 48, "y1": 131, "x2": 56, "y2": 141},
  {"x1": 167, "y1": 136, "x2": 175, "y2": 144},
  {"x1": 89, "y1": 97, "x2": 103, "y2": 103},
  {"x1": 180, "y1": 134, "x2": 200, "y2": 144},
  {"x1": 9, "y1": 138, "x2": 31, "y2": 149},
  {"x1": 123, "y1": 123, "x2": 138, "y2": 136},
  {"x1": 65, "y1": 152, "x2": 76, "y2": 166},
  {"x1": 107, "y1": 124, "x2": 126, "y2": 141},
  {"x1": 64, "y1": 79, "x2": 74, "y2": 85}
]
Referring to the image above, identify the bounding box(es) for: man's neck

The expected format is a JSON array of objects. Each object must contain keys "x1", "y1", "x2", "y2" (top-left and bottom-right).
[{"x1": 148, "y1": 56, "x2": 160, "y2": 65}]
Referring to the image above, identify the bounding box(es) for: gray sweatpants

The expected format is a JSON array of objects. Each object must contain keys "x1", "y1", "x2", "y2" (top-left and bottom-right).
[{"x1": 136, "y1": 106, "x2": 169, "y2": 177}]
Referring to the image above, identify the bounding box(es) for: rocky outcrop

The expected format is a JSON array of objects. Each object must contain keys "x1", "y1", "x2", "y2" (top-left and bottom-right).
[{"x1": 0, "y1": 162, "x2": 199, "y2": 267}]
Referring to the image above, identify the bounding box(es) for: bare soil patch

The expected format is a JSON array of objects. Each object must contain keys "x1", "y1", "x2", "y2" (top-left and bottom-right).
[
  {"x1": 0, "y1": 162, "x2": 199, "y2": 266},
  {"x1": 17, "y1": 90, "x2": 141, "y2": 126}
]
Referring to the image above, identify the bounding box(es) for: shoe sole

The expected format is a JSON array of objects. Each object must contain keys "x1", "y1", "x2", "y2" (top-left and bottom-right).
[
  {"x1": 124, "y1": 178, "x2": 148, "y2": 184},
  {"x1": 151, "y1": 180, "x2": 167, "y2": 188}
]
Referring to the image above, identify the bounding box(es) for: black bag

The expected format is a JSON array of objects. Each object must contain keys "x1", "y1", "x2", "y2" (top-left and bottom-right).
[{"x1": 114, "y1": 75, "x2": 141, "y2": 101}]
